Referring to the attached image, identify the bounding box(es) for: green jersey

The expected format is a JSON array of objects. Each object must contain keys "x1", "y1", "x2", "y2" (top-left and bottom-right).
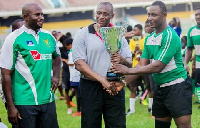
[
  {"x1": 187, "y1": 25, "x2": 200, "y2": 68},
  {"x1": 0, "y1": 26, "x2": 60, "y2": 105},
  {"x1": 141, "y1": 27, "x2": 187, "y2": 86}
]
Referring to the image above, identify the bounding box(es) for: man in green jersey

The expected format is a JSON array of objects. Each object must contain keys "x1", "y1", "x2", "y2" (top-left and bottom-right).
[
  {"x1": 0, "y1": 3, "x2": 61, "y2": 128},
  {"x1": 185, "y1": 7, "x2": 200, "y2": 108},
  {"x1": 110, "y1": 1, "x2": 192, "y2": 128}
]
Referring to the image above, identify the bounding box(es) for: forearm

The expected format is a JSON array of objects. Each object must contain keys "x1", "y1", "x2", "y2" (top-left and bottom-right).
[
  {"x1": 184, "y1": 48, "x2": 193, "y2": 65},
  {"x1": 75, "y1": 60, "x2": 105, "y2": 82},
  {"x1": 53, "y1": 56, "x2": 61, "y2": 78},
  {"x1": 127, "y1": 61, "x2": 164, "y2": 75},
  {"x1": 192, "y1": 56, "x2": 196, "y2": 67},
  {"x1": 1, "y1": 70, "x2": 15, "y2": 110},
  {"x1": 122, "y1": 58, "x2": 132, "y2": 68}
]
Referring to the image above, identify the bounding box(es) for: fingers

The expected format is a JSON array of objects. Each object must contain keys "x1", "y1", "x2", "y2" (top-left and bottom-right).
[
  {"x1": 18, "y1": 113, "x2": 22, "y2": 120},
  {"x1": 8, "y1": 116, "x2": 18, "y2": 125},
  {"x1": 110, "y1": 64, "x2": 123, "y2": 73},
  {"x1": 51, "y1": 84, "x2": 58, "y2": 92}
]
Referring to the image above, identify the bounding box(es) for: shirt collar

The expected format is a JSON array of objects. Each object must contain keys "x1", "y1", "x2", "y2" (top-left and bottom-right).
[
  {"x1": 22, "y1": 25, "x2": 41, "y2": 35},
  {"x1": 88, "y1": 22, "x2": 114, "y2": 34}
]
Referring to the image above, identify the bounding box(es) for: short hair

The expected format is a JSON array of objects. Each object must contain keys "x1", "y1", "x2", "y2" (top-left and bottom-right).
[
  {"x1": 195, "y1": 7, "x2": 200, "y2": 11},
  {"x1": 66, "y1": 32, "x2": 72, "y2": 37},
  {"x1": 97, "y1": 2, "x2": 113, "y2": 13},
  {"x1": 59, "y1": 35, "x2": 68, "y2": 43},
  {"x1": 134, "y1": 24, "x2": 143, "y2": 30},
  {"x1": 63, "y1": 38, "x2": 73, "y2": 46},
  {"x1": 12, "y1": 19, "x2": 24, "y2": 31},
  {"x1": 151, "y1": 1, "x2": 167, "y2": 13},
  {"x1": 127, "y1": 25, "x2": 133, "y2": 32},
  {"x1": 172, "y1": 17, "x2": 177, "y2": 22}
]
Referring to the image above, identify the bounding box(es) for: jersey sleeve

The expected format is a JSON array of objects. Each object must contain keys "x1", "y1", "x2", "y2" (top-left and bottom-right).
[
  {"x1": 72, "y1": 28, "x2": 87, "y2": 63},
  {"x1": 51, "y1": 35, "x2": 60, "y2": 59},
  {"x1": 120, "y1": 37, "x2": 132, "y2": 59},
  {"x1": 187, "y1": 28, "x2": 194, "y2": 49},
  {"x1": 155, "y1": 29, "x2": 179, "y2": 64},
  {"x1": 141, "y1": 38, "x2": 150, "y2": 59},
  {"x1": 0, "y1": 33, "x2": 18, "y2": 70}
]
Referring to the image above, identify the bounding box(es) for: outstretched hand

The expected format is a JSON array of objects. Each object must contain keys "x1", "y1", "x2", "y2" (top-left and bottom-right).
[
  {"x1": 110, "y1": 64, "x2": 130, "y2": 75},
  {"x1": 106, "y1": 81, "x2": 125, "y2": 95},
  {"x1": 111, "y1": 53, "x2": 126, "y2": 64}
]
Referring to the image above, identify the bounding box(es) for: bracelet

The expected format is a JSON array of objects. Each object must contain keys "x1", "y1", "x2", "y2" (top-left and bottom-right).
[{"x1": 121, "y1": 79, "x2": 127, "y2": 87}]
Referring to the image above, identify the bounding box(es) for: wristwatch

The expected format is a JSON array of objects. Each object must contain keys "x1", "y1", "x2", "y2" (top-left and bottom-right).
[{"x1": 121, "y1": 79, "x2": 127, "y2": 87}]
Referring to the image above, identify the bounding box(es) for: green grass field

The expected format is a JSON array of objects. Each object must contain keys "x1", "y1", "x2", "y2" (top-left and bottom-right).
[{"x1": 0, "y1": 87, "x2": 200, "y2": 128}]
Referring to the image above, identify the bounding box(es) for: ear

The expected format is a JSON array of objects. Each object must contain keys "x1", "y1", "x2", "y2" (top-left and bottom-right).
[
  {"x1": 111, "y1": 13, "x2": 115, "y2": 19},
  {"x1": 23, "y1": 13, "x2": 29, "y2": 21},
  {"x1": 163, "y1": 12, "x2": 167, "y2": 19}
]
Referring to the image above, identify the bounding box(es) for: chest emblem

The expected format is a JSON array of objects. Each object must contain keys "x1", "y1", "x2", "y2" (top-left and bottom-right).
[
  {"x1": 26, "y1": 41, "x2": 34, "y2": 46},
  {"x1": 44, "y1": 39, "x2": 51, "y2": 47}
]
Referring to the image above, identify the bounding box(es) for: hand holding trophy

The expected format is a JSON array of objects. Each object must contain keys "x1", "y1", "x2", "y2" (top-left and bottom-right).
[{"x1": 100, "y1": 23, "x2": 127, "y2": 82}]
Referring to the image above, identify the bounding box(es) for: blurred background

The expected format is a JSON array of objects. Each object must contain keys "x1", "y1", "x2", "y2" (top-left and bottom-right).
[{"x1": 0, "y1": 0, "x2": 200, "y2": 47}]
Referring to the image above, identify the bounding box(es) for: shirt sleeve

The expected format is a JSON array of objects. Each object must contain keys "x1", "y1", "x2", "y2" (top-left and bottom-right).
[
  {"x1": 0, "y1": 33, "x2": 18, "y2": 70},
  {"x1": 141, "y1": 38, "x2": 150, "y2": 59},
  {"x1": 187, "y1": 28, "x2": 194, "y2": 49},
  {"x1": 156, "y1": 29, "x2": 179, "y2": 64},
  {"x1": 51, "y1": 35, "x2": 60, "y2": 59},
  {"x1": 72, "y1": 28, "x2": 87, "y2": 63},
  {"x1": 119, "y1": 37, "x2": 132, "y2": 59}
]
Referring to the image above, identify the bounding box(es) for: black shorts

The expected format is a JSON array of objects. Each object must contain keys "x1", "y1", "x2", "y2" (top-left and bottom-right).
[
  {"x1": 195, "y1": 68, "x2": 200, "y2": 87},
  {"x1": 62, "y1": 69, "x2": 70, "y2": 91},
  {"x1": 15, "y1": 101, "x2": 59, "y2": 128},
  {"x1": 149, "y1": 74, "x2": 155, "y2": 92},
  {"x1": 152, "y1": 77, "x2": 192, "y2": 118},
  {"x1": 191, "y1": 70, "x2": 195, "y2": 79}
]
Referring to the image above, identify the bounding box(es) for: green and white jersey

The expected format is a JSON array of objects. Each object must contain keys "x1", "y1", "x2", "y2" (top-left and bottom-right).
[
  {"x1": 141, "y1": 27, "x2": 187, "y2": 86},
  {"x1": 0, "y1": 26, "x2": 60, "y2": 105},
  {"x1": 187, "y1": 25, "x2": 200, "y2": 68}
]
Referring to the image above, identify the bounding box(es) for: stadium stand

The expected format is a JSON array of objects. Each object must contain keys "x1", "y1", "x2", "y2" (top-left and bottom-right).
[
  {"x1": 42, "y1": 19, "x2": 93, "y2": 29},
  {"x1": 0, "y1": 0, "x2": 45, "y2": 11},
  {"x1": 133, "y1": 11, "x2": 194, "y2": 23}
]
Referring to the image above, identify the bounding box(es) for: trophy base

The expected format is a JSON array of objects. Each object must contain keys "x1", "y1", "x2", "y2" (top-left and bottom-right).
[{"x1": 107, "y1": 72, "x2": 124, "y2": 81}]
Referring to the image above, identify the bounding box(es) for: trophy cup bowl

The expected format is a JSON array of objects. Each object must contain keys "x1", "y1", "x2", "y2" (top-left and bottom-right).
[{"x1": 100, "y1": 26, "x2": 126, "y2": 81}]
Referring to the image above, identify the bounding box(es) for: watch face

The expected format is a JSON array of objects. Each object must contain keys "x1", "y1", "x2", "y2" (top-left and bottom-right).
[{"x1": 107, "y1": 72, "x2": 117, "y2": 77}]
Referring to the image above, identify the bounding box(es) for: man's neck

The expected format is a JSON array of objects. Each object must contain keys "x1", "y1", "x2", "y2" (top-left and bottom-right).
[
  {"x1": 25, "y1": 24, "x2": 38, "y2": 33},
  {"x1": 155, "y1": 22, "x2": 168, "y2": 35},
  {"x1": 197, "y1": 24, "x2": 200, "y2": 29}
]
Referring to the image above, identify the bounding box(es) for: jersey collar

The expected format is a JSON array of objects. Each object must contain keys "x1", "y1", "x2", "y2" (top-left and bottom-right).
[{"x1": 23, "y1": 25, "x2": 41, "y2": 36}]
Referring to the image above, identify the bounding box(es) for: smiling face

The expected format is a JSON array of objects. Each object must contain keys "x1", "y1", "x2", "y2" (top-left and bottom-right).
[
  {"x1": 23, "y1": 4, "x2": 44, "y2": 32},
  {"x1": 96, "y1": 3, "x2": 114, "y2": 27},
  {"x1": 195, "y1": 9, "x2": 200, "y2": 25},
  {"x1": 147, "y1": 5, "x2": 166, "y2": 29}
]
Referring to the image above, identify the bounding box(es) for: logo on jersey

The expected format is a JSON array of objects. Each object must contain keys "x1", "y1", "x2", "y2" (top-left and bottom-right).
[
  {"x1": 30, "y1": 50, "x2": 52, "y2": 60},
  {"x1": 44, "y1": 39, "x2": 51, "y2": 47},
  {"x1": 27, "y1": 41, "x2": 34, "y2": 46}
]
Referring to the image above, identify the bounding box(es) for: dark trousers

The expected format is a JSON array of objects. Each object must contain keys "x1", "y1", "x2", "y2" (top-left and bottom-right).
[
  {"x1": 15, "y1": 101, "x2": 59, "y2": 128},
  {"x1": 80, "y1": 78, "x2": 126, "y2": 128}
]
